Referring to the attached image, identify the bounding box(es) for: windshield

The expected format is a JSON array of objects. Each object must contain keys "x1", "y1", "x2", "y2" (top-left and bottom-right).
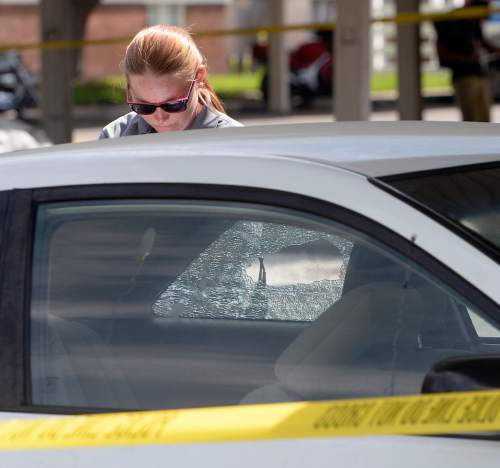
[{"x1": 383, "y1": 164, "x2": 500, "y2": 261}]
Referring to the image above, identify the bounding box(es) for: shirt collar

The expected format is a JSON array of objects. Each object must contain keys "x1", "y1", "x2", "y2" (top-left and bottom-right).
[
  {"x1": 137, "y1": 116, "x2": 156, "y2": 134},
  {"x1": 189, "y1": 106, "x2": 217, "y2": 129}
]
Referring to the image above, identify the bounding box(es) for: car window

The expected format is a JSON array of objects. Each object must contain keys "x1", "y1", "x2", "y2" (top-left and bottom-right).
[
  {"x1": 467, "y1": 308, "x2": 500, "y2": 338},
  {"x1": 30, "y1": 199, "x2": 500, "y2": 411},
  {"x1": 384, "y1": 164, "x2": 500, "y2": 260}
]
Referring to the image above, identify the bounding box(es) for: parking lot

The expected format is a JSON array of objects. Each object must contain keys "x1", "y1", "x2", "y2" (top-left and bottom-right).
[{"x1": 71, "y1": 99, "x2": 500, "y2": 143}]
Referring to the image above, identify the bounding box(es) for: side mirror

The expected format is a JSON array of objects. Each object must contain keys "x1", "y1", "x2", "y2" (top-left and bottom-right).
[{"x1": 421, "y1": 354, "x2": 500, "y2": 394}]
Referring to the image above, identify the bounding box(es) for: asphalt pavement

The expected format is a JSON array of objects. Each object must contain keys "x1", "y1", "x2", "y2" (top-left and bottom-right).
[
  {"x1": 71, "y1": 95, "x2": 500, "y2": 143},
  {"x1": 3, "y1": 94, "x2": 499, "y2": 145}
]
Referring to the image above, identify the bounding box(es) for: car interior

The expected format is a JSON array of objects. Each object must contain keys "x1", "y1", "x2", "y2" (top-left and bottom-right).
[{"x1": 30, "y1": 204, "x2": 500, "y2": 412}]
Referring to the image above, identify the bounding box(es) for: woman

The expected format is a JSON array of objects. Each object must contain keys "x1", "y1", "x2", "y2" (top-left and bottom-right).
[{"x1": 100, "y1": 25, "x2": 242, "y2": 139}]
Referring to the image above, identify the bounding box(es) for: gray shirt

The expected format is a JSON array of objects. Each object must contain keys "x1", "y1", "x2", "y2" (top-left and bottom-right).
[{"x1": 99, "y1": 106, "x2": 242, "y2": 139}]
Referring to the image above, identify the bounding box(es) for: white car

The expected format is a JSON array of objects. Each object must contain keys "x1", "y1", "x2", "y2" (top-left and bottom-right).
[
  {"x1": 0, "y1": 121, "x2": 499, "y2": 466},
  {"x1": 0, "y1": 118, "x2": 49, "y2": 153}
]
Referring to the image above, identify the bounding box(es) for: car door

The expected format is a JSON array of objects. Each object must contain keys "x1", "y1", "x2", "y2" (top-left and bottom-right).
[{"x1": 0, "y1": 183, "x2": 499, "y2": 416}]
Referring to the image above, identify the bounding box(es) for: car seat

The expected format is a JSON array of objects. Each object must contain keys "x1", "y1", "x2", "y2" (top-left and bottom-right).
[
  {"x1": 241, "y1": 279, "x2": 424, "y2": 404},
  {"x1": 32, "y1": 314, "x2": 139, "y2": 409}
]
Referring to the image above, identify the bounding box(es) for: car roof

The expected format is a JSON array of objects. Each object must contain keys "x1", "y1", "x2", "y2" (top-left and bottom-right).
[{"x1": 1, "y1": 121, "x2": 499, "y2": 190}]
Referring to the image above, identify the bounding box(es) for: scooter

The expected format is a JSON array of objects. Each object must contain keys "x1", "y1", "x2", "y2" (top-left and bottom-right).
[{"x1": 253, "y1": 33, "x2": 334, "y2": 108}]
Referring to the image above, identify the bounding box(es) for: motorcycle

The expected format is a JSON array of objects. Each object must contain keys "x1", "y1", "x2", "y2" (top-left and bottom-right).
[
  {"x1": 252, "y1": 31, "x2": 334, "y2": 108},
  {"x1": 0, "y1": 51, "x2": 39, "y2": 117}
]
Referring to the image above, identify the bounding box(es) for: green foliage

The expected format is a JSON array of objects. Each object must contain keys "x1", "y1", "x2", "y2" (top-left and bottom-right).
[
  {"x1": 210, "y1": 71, "x2": 264, "y2": 98},
  {"x1": 371, "y1": 71, "x2": 451, "y2": 92},
  {"x1": 371, "y1": 72, "x2": 398, "y2": 92},
  {"x1": 422, "y1": 70, "x2": 451, "y2": 90},
  {"x1": 73, "y1": 76, "x2": 126, "y2": 105},
  {"x1": 73, "y1": 73, "x2": 263, "y2": 105},
  {"x1": 73, "y1": 70, "x2": 452, "y2": 106}
]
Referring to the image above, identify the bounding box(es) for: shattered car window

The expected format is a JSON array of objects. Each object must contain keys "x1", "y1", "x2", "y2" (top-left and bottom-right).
[{"x1": 153, "y1": 221, "x2": 353, "y2": 321}]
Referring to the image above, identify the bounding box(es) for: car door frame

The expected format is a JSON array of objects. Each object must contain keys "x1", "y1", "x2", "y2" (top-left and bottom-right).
[{"x1": 0, "y1": 183, "x2": 498, "y2": 415}]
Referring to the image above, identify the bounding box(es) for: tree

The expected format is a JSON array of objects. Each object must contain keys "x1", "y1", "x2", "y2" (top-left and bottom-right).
[{"x1": 40, "y1": 0, "x2": 100, "y2": 144}]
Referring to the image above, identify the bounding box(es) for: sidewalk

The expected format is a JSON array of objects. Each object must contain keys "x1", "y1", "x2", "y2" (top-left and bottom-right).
[
  {"x1": 72, "y1": 93, "x2": 488, "y2": 144},
  {"x1": 72, "y1": 92, "x2": 459, "y2": 143}
]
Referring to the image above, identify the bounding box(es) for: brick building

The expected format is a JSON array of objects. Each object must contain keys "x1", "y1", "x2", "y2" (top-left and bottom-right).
[
  {"x1": 3, "y1": 0, "x2": 495, "y2": 79},
  {"x1": 0, "y1": 0, "x2": 233, "y2": 78}
]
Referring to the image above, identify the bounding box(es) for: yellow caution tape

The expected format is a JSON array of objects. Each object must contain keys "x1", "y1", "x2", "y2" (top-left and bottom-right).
[
  {"x1": 377, "y1": 5, "x2": 500, "y2": 25},
  {"x1": 1, "y1": 389, "x2": 500, "y2": 451},
  {"x1": 0, "y1": 5, "x2": 499, "y2": 54},
  {"x1": 0, "y1": 36, "x2": 133, "y2": 53},
  {"x1": 0, "y1": 24, "x2": 329, "y2": 53}
]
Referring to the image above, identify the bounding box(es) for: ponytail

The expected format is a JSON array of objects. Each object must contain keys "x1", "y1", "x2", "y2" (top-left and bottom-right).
[{"x1": 198, "y1": 77, "x2": 225, "y2": 113}]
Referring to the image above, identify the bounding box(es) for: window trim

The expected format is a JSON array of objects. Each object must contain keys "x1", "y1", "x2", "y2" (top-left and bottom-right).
[
  {"x1": 1, "y1": 183, "x2": 499, "y2": 415},
  {"x1": 0, "y1": 189, "x2": 33, "y2": 409},
  {"x1": 0, "y1": 190, "x2": 9, "y2": 252}
]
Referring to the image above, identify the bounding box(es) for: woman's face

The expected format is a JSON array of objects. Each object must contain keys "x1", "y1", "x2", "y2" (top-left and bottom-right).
[{"x1": 127, "y1": 70, "x2": 201, "y2": 133}]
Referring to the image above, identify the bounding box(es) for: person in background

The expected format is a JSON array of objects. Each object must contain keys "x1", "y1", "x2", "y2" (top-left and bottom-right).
[
  {"x1": 434, "y1": 0, "x2": 500, "y2": 122},
  {"x1": 100, "y1": 24, "x2": 242, "y2": 139}
]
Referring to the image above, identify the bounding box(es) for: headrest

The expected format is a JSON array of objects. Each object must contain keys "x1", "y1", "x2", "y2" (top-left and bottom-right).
[
  {"x1": 342, "y1": 244, "x2": 411, "y2": 294},
  {"x1": 274, "y1": 282, "x2": 423, "y2": 399}
]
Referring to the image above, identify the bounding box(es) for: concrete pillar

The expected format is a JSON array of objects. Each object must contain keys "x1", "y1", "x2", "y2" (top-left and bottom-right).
[
  {"x1": 283, "y1": 0, "x2": 312, "y2": 49},
  {"x1": 268, "y1": 0, "x2": 291, "y2": 114},
  {"x1": 40, "y1": 0, "x2": 74, "y2": 144},
  {"x1": 334, "y1": 0, "x2": 371, "y2": 121},
  {"x1": 397, "y1": 0, "x2": 422, "y2": 120}
]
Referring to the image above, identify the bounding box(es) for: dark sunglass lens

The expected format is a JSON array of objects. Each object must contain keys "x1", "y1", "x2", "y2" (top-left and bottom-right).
[
  {"x1": 130, "y1": 103, "x2": 156, "y2": 115},
  {"x1": 161, "y1": 100, "x2": 188, "y2": 114}
]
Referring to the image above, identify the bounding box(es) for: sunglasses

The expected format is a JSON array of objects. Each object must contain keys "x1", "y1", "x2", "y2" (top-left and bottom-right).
[{"x1": 127, "y1": 79, "x2": 197, "y2": 115}]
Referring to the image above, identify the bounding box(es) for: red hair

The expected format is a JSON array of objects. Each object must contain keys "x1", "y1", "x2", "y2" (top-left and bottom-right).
[{"x1": 123, "y1": 25, "x2": 225, "y2": 113}]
